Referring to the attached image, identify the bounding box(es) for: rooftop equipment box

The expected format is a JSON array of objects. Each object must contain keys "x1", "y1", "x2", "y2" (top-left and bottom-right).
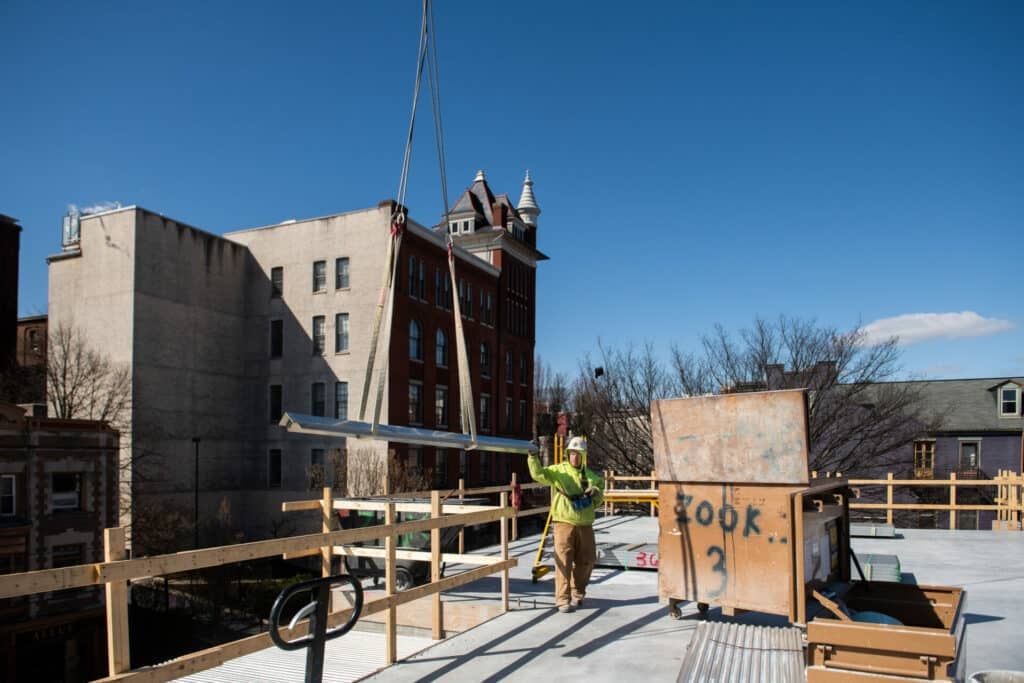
[{"x1": 653, "y1": 390, "x2": 967, "y2": 681}]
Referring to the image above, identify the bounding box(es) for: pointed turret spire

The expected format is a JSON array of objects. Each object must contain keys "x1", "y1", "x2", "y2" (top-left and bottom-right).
[
  {"x1": 517, "y1": 169, "x2": 540, "y2": 227},
  {"x1": 474, "y1": 169, "x2": 486, "y2": 183}
]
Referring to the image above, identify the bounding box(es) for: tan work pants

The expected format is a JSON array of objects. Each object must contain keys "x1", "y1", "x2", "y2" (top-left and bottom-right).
[{"x1": 552, "y1": 522, "x2": 596, "y2": 607}]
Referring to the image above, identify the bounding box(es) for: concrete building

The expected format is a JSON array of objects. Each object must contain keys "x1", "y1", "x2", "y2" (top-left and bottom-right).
[
  {"x1": 47, "y1": 171, "x2": 545, "y2": 549},
  {"x1": 0, "y1": 401, "x2": 119, "y2": 682}
]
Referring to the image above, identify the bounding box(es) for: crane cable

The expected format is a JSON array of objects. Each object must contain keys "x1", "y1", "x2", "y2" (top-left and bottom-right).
[
  {"x1": 360, "y1": 0, "x2": 478, "y2": 449},
  {"x1": 358, "y1": 2, "x2": 429, "y2": 428}
]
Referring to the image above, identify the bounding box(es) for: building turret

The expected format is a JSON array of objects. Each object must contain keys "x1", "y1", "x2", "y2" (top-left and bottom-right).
[{"x1": 516, "y1": 170, "x2": 540, "y2": 228}]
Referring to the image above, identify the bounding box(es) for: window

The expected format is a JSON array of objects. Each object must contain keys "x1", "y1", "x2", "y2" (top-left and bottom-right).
[
  {"x1": 335, "y1": 313, "x2": 349, "y2": 353},
  {"x1": 52, "y1": 544, "x2": 84, "y2": 568},
  {"x1": 313, "y1": 260, "x2": 327, "y2": 292},
  {"x1": 419, "y1": 260, "x2": 426, "y2": 300},
  {"x1": 959, "y1": 441, "x2": 980, "y2": 470},
  {"x1": 435, "y1": 449, "x2": 448, "y2": 486},
  {"x1": 520, "y1": 400, "x2": 528, "y2": 433},
  {"x1": 269, "y1": 450, "x2": 282, "y2": 488},
  {"x1": 52, "y1": 473, "x2": 82, "y2": 511},
  {"x1": 436, "y1": 329, "x2": 448, "y2": 367},
  {"x1": 271, "y1": 267, "x2": 283, "y2": 298},
  {"x1": 410, "y1": 447, "x2": 424, "y2": 476},
  {"x1": 310, "y1": 449, "x2": 325, "y2": 490},
  {"x1": 435, "y1": 386, "x2": 449, "y2": 427},
  {"x1": 467, "y1": 283, "x2": 473, "y2": 317},
  {"x1": 335, "y1": 257, "x2": 350, "y2": 289},
  {"x1": 410, "y1": 320, "x2": 423, "y2": 361},
  {"x1": 435, "y1": 269, "x2": 443, "y2": 306},
  {"x1": 269, "y1": 385, "x2": 283, "y2": 423},
  {"x1": 486, "y1": 293, "x2": 493, "y2": 324},
  {"x1": 312, "y1": 382, "x2": 326, "y2": 417},
  {"x1": 480, "y1": 394, "x2": 491, "y2": 430},
  {"x1": 408, "y1": 256, "x2": 417, "y2": 296},
  {"x1": 270, "y1": 320, "x2": 283, "y2": 358},
  {"x1": 1, "y1": 475, "x2": 14, "y2": 515},
  {"x1": 1001, "y1": 387, "x2": 1019, "y2": 416},
  {"x1": 335, "y1": 382, "x2": 348, "y2": 420},
  {"x1": 313, "y1": 316, "x2": 325, "y2": 354},
  {"x1": 505, "y1": 398, "x2": 513, "y2": 431},
  {"x1": 520, "y1": 354, "x2": 528, "y2": 385},
  {"x1": 409, "y1": 382, "x2": 423, "y2": 425},
  {"x1": 480, "y1": 343, "x2": 490, "y2": 378},
  {"x1": 481, "y1": 451, "x2": 491, "y2": 482},
  {"x1": 913, "y1": 441, "x2": 935, "y2": 474},
  {"x1": 505, "y1": 351, "x2": 513, "y2": 383}
]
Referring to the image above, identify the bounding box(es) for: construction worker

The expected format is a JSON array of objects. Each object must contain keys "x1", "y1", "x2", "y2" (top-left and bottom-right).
[{"x1": 528, "y1": 436, "x2": 605, "y2": 613}]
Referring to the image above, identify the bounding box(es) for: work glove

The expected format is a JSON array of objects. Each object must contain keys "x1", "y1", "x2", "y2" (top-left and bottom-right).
[{"x1": 584, "y1": 486, "x2": 598, "y2": 498}]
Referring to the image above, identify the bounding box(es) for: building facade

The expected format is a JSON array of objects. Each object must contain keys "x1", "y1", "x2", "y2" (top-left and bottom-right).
[
  {"x1": 0, "y1": 401, "x2": 119, "y2": 682},
  {"x1": 47, "y1": 171, "x2": 545, "y2": 548},
  {"x1": 0, "y1": 214, "x2": 21, "y2": 373},
  {"x1": 894, "y1": 377, "x2": 1024, "y2": 530}
]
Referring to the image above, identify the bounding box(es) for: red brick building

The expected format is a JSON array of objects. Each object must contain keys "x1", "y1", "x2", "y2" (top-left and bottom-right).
[
  {"x1": 387, "y1": 170, "x2": 546, "y2": 488},
  {"x1": 0, "y1": 401, "x2": 120, "y2": 681}
]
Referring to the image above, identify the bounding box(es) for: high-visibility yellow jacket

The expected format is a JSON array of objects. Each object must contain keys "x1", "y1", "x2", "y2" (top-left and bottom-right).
[{"x1": 527, "y1": 454, "x2": 605, "y2": 525}]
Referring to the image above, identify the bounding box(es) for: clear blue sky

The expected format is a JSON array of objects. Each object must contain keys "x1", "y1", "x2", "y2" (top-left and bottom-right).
[{"x1": 3, "y1": 1, "x2": 1021, "y2": 380}]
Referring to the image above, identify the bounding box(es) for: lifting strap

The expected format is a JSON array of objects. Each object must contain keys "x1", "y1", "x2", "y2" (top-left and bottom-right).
[{"x1": 358, "y1": 0, "x2": 478, "y2": 448}]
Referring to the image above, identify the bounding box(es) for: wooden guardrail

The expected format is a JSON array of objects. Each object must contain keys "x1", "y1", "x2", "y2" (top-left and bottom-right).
[
  {"x1": 602, "y1": 470, "x2": 659, "y2": 516},
  {"x1": 812, "y1": 469, "x2": 1024, "y2": 530},
  {"x1": 0, "y1": 488, "x2": 526, "y2": 682},
  {"x1": 595, "y1": 468, "x2": 1024, "y2": 530}
]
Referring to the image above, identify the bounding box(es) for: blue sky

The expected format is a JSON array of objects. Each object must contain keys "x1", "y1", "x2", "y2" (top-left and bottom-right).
[{"x1": 2, "y1": 1, "x2": 1021, "y2": 380}]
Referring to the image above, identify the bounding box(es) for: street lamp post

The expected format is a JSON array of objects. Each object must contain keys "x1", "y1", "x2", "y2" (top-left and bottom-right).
[{"x1": 192, "y1": 437, "x2": 200, "y2": 549}]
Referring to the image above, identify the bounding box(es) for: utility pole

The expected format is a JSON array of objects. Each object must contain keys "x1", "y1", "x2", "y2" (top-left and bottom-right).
[{"x1": 193, "y1": 437, "x2": 200, "y2": 549}]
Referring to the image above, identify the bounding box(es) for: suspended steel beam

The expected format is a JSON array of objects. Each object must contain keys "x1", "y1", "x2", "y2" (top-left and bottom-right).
[{"x1": 279, "y1": 413, "x2": 538, "y2": 455}]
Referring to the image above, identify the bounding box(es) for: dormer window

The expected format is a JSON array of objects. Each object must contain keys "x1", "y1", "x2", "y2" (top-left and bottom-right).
[
  {"x1": 1000, "y1": 386, "x2": 1020, "y2": 417},
  {"x1": 462, "y1": 219, "x2": 474, "y2": 234}
]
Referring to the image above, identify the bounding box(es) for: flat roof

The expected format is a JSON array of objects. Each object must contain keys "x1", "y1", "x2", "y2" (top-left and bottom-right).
[{"x1": 174, "y1": 516, "x2": 1024, "y2": 681}]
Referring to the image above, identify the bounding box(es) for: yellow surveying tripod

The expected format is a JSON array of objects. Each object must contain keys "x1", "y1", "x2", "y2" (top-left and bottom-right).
[{"x1": 530, "y1": 434, "x2": 583, "y2": 583}]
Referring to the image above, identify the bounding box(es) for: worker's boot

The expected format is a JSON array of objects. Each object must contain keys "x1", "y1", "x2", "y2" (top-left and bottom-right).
[{"x1": 557, "y1": 604, "x2": 575, "y2": 613}]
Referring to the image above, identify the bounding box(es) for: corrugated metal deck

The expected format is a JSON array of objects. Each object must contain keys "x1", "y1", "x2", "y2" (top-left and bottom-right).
[{"x1": 676, "y1": 621, "x2": 805, "y2": 683}]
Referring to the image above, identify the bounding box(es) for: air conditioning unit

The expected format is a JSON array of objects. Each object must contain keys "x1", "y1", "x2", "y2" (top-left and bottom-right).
[{"x1": 61, "y1": 210, "x2": 80, "y2": 249}]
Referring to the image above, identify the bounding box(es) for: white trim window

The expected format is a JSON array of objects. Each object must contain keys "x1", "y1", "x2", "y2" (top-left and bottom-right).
[
  {"x1": 335, "y1": 257, "x2": 350, "y2": 289},
  {"x1": 313, "y1": 260, "x2": 327, "y2": 293},
  {"x1": 1000, "y1": 386, "x2": 1020, "y2": 417},
  {"x1": 959, "y1": 440, "x2": 981, "y2": 470},
  {"x1": 1, "y1": 475, "x2": 14, "y2": 515}
]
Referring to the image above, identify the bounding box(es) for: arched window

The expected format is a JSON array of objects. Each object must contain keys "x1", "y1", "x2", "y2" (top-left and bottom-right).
[
  {"x1": 435, "y1": 329, "x2": 448, "y2": 367},
  {"x1": 409, "y1": 320, "x2": 423, "y2": 360}
]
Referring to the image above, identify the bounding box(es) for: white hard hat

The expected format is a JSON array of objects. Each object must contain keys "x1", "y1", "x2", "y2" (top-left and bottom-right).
[{"x1": 566, "y1": 436, "x2": 587, "y2": 453}]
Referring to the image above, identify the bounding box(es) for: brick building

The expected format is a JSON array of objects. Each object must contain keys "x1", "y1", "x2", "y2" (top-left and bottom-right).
[{"x1": 0, "y1": 401, "x2": 120, "y2": 681}]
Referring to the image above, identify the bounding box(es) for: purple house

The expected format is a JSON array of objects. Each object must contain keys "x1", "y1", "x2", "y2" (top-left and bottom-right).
[{"x1": 892, "y1": 377, "x2": 1023, "y2": 529}]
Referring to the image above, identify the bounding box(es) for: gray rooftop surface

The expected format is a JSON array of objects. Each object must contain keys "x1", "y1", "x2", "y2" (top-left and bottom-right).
[{"x1": 363, "y1": 515, "x2": 1024, "y2": 682}]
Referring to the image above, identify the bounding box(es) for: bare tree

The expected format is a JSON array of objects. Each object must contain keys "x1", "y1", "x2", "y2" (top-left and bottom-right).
[
  {"x1": 572, "y1": 341, "x2": 675, "y2": 476},
  {"x1": 533, "y1": 355, "x2": 571, "y2": 437},
  {"x1": 329, "y1": 446, "x2": 432, "y2": 497},
  {"x1": 46, "y1": 322, "x2": 131, "y2": 424},
  {"x1": 670, "y1": 316, "x2": 939, "y2": 475},
  {"x1": 570, "y1": 317, "x2": 937, "y2": 480}
]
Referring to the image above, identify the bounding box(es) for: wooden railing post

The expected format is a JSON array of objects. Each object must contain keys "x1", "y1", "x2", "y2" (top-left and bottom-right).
[
  {"x1": 384, "y1": 502, "x2": 397, "y2": 664},
  {"x1": 511, "y1": 472, "x2": 519, "y2": 541},
  {"x1": 104, "y1": 527, "x2": 130, "y2": 677},
  {"x1": 430, "y1": 490, "x2": 444, "y2": 640},
  {"x1": 500, "y1": 491, "x2": 509, "y2": 612},
  {"x1": 949, "y1": 473, "x2": 957, "y2": 530},
  {"x1": 886, "y1": 472, "x2": 894, "y2": 525},
  {"x1": 321, "y1": 487, "x2": 333, "y2": 579},
  {"x1": 650, "y1": 470, "x2": 656, "y2": 517},
  {"x1": 457, "y1": 478, "x2": 465, "y2": 554}
]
